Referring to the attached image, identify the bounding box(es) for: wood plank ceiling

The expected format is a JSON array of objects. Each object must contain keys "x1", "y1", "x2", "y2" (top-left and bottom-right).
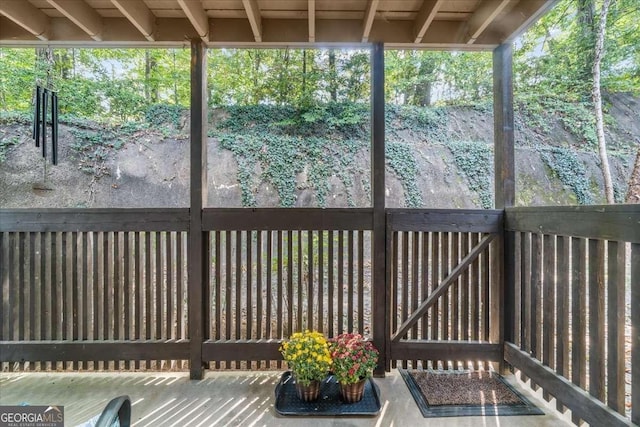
[{"x1": 0, "y1": 0, "x2": 558, "y2": 50}]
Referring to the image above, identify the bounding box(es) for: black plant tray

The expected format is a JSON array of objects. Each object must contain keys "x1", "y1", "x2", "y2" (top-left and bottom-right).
[{"x1": 274, "y1": 371, "x2": 381, "y2": 417}]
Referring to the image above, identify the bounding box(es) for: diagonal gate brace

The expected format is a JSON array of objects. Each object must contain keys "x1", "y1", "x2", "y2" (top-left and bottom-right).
[{"x1": 391, "y1": 233, "x2": 496, "y2": 342}]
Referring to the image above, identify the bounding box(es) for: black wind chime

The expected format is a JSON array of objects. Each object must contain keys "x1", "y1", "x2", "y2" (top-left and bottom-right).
[{"x1": 32, "y1": 85, "x2": 59, "y2": 165}]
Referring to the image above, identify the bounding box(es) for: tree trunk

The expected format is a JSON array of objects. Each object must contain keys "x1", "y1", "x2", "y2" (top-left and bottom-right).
[
  {"x1": 35, "y1": 47, "x2": 54, "y2": 88},
  {"x1": 302, "y1": 49, "x2": 307, "y2": 98},
  {"x1": 592, "y1": 0, "x2": 614, "y2": 203},
  {"x1": 145, "y1": 50, "x2": 158, "y2": 104},
  {"x1": 577, "y1": 0, "x2": 596, "y2": 98},
  {"x1": 328, "y1": 50, "x2": 337, "y2": 102}
]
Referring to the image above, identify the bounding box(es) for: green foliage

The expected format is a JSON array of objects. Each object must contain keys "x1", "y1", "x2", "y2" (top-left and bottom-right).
[
  {"x1": 448, "y1": 141, "x2": 493, "y2": 209},
  {"x1": 69, "y1": 128, "x2": 123, "y2": 177},
  {"x1": 214, "y1": 101, "x2": 370, "y2": 207},
  {"x1": 217, "y1": 128, "x2": 366, "y2": 208},
  {"x1": 517, "y1": 96, "x2": 597, "y2": 146},
  {"x1": 145, "y1": 103, "x2": 186, "y2": 127},
  {"x1": 386, "y1": 105, "x2": 446, "y2": 139},
  {"x1": 218, "y1": 102, "x2": 368, "y2": 138},
  {"x1": 0, "y1": 111, "x2": 32, "y2": 125},
  {"x1": 0, "y1": 135, "x2": 21, "y2": 163},
  {"x1": 385, "y1": 142, "x2": 423, "y2": 208},
  {"x1": 539, "y1": 146, "x2": 593, "y2": 204}
]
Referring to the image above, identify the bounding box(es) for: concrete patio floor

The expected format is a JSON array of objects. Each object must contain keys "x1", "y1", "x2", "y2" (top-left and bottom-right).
[{"x1": 0, "y1": 370, "x2": 571, "y2": 426}]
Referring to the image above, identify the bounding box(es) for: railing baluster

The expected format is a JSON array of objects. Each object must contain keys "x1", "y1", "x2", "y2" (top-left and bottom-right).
[
  {"x1": 571, "y1": 237, "x2": 587, "y2": 425},
  {"x1": 402, "y1": 231, "x2": 409, "y2": 369},
  {"x1": 420, "y1": 232, "x2": 429, "y2": 368},
  {"x1": 411, "y1": 231, "x2": 419, "y2": 368},
  {"x1": 451, "y1": 232, "x2": 459, "y2": 351},
  {"x1": 246, "y1": 229, "x2": 252, "y2": 343},
  {"x1": 431, "y1": 232, "x2": 439, "y2": 369},
  {"x1": 276, "y1": 230, "x2": 283, "y2": 369},
  {"x1": 631, "y1": 243, "x2": 639, "y2": 426},
  {"x1": 471, "y1": 232, "x2": 480, "y2": 370},
  {"x1": 606, "y1": 240, "x2": 625, "y2": 414},
  {"x1": 542, "y1": 234, "x2": 555, "y2": 401},
  {"x1": 319, "y1": 230, "x2": 325, "y2": 333},
  {"x1": 266, "y1": 231, "x2": 272, "y2": 339},
  {"x1": 358, "y1": 230, "x2": 364, "y2": 335},
  {"x1": 31, "y1": 233, "x2": 37, "y2": 341},
  {"x1": 256, "y1": 231, "x2": 262, "y2": 341},
  {"x1": 277, "y1": 230, "x2": 283, "y2": 341},
  {"x1": 461, "y1": 232, "x2": 469, "y2": 351},
  {"x1": 144, "y1": 232, "x2": 151, "y2": 369},
  {"x1": 297, "y1": 230, "x2": 303, "y2": 331},
  {"x1": 16, "y1": 233, "x2": 24, "y2": 344},
  {"x1": 530, "y1": 233, "x2": 541, "y2": 389},
  {"x1": 287, "y1": 230, "x2": 295, "y2": 333},
  {"x1": 155, "y1": 232, "x2": 161, "y2": 343},
  {"x1": 555, "y1": 235, "x2": 569, "y2": 412},
  {"x1": 328, "y1": 230, "x2": 334, "y2": 337},
  {"x1": 165, "y1": 232, "x2": 172, "y2": 369},
  {"x1": 588, "y1": 239, "x2": 605, "y2": 401},
  {"x1": 309, "y1": 230, "x2": 315, "y2": 331},
  {"x1": 338, "y1": 230, "x2": 344, "y2": 335},
  {"x1": 348, "y1": 230, "x2": 354, "y2": 333},
  {"x1": 441, "y1": 232, "x2": 449, "y2": 361},
  {"x1": 235, "y1": 230, "x2": 242, "y2": 344}
]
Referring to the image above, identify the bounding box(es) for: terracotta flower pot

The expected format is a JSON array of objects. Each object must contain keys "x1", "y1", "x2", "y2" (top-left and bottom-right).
[
  {"x1": 339, "y1": 378, "x2": 366, "y2": 403},
  {"x1": 294, "y1": 379, "x2": 320, "y2": 402}
]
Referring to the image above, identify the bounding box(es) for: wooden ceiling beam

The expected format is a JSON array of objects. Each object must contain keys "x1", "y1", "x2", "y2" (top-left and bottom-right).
[
  {"x1": 242, "y1": 0, "x2": 262, "y2": 42},
  {"x1": 413, "y1": 0, "x2": 443, "y2": 43},
  {"x1": 362, "y1": 0, "x2": 379, "y2": 43},
  {"x1": 111, "y1": 0, "x2": 155, "y2": 41},
  {"x1": 464, "y1": 0, "x2": 511, "y2": 44},
  {"x1": 177, "y1": 0, "x2": 209, "y2": 42},
  {"x1": 308, "y1": 0, "x2": 315, "y2": 42},
  {"x1": 0, "y1": 0, "x2": 50, "y2": 40},
  {"x1": 47, "y1": 0, "x2": 102, "y2": 41}
]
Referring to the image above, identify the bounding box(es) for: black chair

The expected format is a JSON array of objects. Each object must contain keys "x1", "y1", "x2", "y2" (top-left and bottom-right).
[{"x1": 91, "y1": 396, "x2": 131, "y2": 427}]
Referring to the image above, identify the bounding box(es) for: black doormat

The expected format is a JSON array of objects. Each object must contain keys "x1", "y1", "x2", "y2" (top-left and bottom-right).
[
  {"x1": 399, "y1": 369, "x2": 544, "y2": 418},
  {"x1": 274, "y1": 371, "x2": 381, "y2": 417}
]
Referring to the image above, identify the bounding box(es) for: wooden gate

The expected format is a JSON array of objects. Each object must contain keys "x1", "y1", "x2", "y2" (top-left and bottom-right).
[{"x1": 386, "y1": 209, "x2": 504, "y2": 370}]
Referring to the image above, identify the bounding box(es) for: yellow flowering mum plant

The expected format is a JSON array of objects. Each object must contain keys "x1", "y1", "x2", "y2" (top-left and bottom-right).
[{"x1": 280, "y1": 330, "x2": 332, "y2": 386}]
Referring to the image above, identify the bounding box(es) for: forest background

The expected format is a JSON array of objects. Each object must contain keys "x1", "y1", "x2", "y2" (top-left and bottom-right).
[{"x1": 0, "y1": 0, "x2": 638, "y2": 209}]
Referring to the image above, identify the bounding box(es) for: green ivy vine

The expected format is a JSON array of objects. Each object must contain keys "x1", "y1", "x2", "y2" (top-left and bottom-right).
[
  {"x1": 216, "y1": 129, "x2": 366, "y2": 207},
  {"x1": 448, "y1": 141, "x2": 493, "y2": 209},
  {"x1": 385, "y1": 142, "x2": 423, "y2": 208},
  {"x1": 539, "y1": 146, "x2": 593, "y2": 204}
]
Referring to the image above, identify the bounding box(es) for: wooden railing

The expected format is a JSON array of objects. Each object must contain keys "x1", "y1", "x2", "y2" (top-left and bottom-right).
[
  {"x1": 0, "y1": 209, "x2": 190, "y2": 371},
  {"x1": 386, "y1": 209, "x2": 504, "y2": 369},
  {"x1": 201, "y1": 208, "x2": 374, "y2": 369},
  {"x1": 504, "y1": 205, "x2": 639, "y2": 427},
  {"x1": 3, "y1": 205, "x2": 636, "y2": 427}
]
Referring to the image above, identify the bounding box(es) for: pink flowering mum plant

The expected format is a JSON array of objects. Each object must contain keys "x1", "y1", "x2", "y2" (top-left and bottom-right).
[{"x1": 329, "y1": 333, "x2": 379, "y2": 384}]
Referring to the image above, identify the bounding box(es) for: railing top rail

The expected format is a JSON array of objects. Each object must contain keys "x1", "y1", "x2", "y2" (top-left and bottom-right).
[
  {"x1": 202, "y1": 208, "x2": 373, "y2": 230},
  {"x1": 0, "y1": 208, "x2": 190, "y2": 232},
  {"x1": 387, "y1": 209, "x2": 503, "y2": 233},
  {"x1": 505, "y1": 204, "x2": 640, "y2": 243}
]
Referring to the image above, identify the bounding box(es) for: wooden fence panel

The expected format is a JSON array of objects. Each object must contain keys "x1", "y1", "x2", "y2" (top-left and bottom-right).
[
  {"x1": 0, "y1": 221, "x2": 189, "y2": 371},
  {"x1": 507, "y1": 204, "x2": 639, "y2": 426},
  {"x1": 204, "y1": 227, "x2": 372, "y2": 369}
]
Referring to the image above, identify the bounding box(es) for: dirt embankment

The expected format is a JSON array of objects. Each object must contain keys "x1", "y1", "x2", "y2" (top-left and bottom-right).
[{"x1": 0, "y1": 94, "x2": 638, "y2": 209}]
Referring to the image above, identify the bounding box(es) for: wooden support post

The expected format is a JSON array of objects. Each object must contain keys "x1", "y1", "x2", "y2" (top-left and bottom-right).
[
  {"x1": 371, "y1": 42, "x2": 387, "y2": 375},
  {"x1": 493, "y1": 42, "x2": 514, "y2": 373},
  {"x1": 188, "y1": 39, "x2": 207, "y2": 380},
  {"x1": 632, "y1": 243, "x2": 640, "y2": 426}
]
